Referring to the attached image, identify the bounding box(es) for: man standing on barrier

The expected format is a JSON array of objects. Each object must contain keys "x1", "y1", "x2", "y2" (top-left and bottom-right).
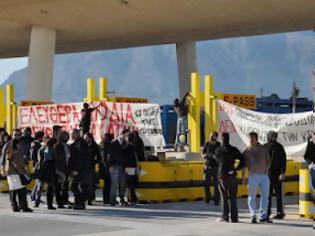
[
  {"x1": 266, "y1": 131, "x2": 287, "y2": 220},
  {"x1": 202, "y1": 131, "x2": 220, "y2": 205},
  {"x1": 214, "y1": 132, "x2": 245, "y2": 223},
  {"x1": 243, "y1": 132, "x2": 272, "y2": 224}
]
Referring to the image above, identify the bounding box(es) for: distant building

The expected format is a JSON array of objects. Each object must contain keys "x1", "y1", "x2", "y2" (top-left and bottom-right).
[{"x1": 256, "y1": 94, "x2": 313, "y2": 113}]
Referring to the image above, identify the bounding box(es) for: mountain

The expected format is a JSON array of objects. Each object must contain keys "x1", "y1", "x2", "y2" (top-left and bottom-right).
[
  {"x1": 1, "y1": 45, "x2": 179, "y2": 104},
  {"x1": 1, "y1": 31, "x2": 314, "y2": 104}
]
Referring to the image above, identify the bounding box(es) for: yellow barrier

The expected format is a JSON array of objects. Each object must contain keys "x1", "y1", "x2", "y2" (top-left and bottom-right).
[
  {"x1": 299, "y1": 169, "x2": 314, "y2": 219},
  {"x1": 136, "y1": 160, "x2": 301, "y2": 203}
]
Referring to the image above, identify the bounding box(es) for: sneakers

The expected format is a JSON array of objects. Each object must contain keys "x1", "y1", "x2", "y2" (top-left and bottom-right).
[
  {"x1": 251, "y1": 217, "x2": 257, "y2": 224},
  {"x1": 259, "y1": 218, "x2": 273, "y2": 223}
]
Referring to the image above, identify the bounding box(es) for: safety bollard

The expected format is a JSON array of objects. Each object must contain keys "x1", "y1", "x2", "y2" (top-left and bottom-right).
[{"x1": 299, "y1": 169, "x2": 313, "y2": 219}]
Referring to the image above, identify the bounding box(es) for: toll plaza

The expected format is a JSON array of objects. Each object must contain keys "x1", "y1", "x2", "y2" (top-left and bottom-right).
[{"x1": 0, "y1": 1, "x2": 315, "y2": 236}]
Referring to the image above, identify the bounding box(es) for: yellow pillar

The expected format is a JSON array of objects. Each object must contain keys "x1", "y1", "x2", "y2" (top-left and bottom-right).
[
  {"x1": 12, "y1": 103, "x2": 18, "y2": 130},
  {"x1": 99, "y1": 77, "x2": 108, "y2": 101},
  {"x1": 85, "y1": 78, "x2": 97, "y2": 102},
  {"x1": 6, "y1": 84, "x2": 14, "y2": 134},
  {"x1": 204, "y1": 75, "x2": 214, "y2": 138},
  {"x1": 0, "y1": 88, "x2": 5, "y2": 127},
  {"x1": 188, "y1": 72, "x2": 201, "y2": 152}
]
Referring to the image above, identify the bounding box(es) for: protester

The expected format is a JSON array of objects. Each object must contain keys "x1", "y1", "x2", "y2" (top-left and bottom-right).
[
  {"x1": 52, "y1": 125, "x2": 62, "y2": 139},
  {"x1": 60, "y1": 131, "x2": 71, "y2": 206},
  {"x1": 54, "y1": 131, "x2": 69, "y2": 208},
  {"x1": 35, "y1": 137, "x2": 57, "y2": 210},
  {"x1": 129, "y1": 131, "x2": 145, "y2": 162},
  {"x1": 108, "y1": 129, "x2": 129, "y2": 206},
  {"x1": 1, "y1": 134, "x2": 32, "y2": 212},
  {"x1": 99, "y1": 133, "x2": 114, "y2": 204},
  {"x1": 125, "y1": 133, "x2": 139, "y2": 204},
  {"x1": 1, "y1": 130, "x2": 21, "y2": 173},
  {"x1": 304, "y1": 132, "x2": 315, "y2": 229},
  {"x1": 79, "y1": 103, "x2": 100, "y2": 135},
  {"x1": 84, "y1": 132, "x2": 102, "y2": 205},
  {"x1": 202, "y1": 131, "x2": 220, "y2": 205},
  {"x1": 174, "y1": 92, "x2": 189, "y2": 150},
  {"x1": 265, "y1": 131, "x2": 287, "y2": 220},
  {"x1": 19, "y1": 127, "x2": 34, "y2": 163},
  {"x1": 68, "y1": 129, "x2": 90, "y2": 210},
  {"x1": 0, "y1": 131, "x2": 10, "y2": 153},
  {"x1": 214, "y1": 132, "x2": 244, "y2": 223},
  {"x1": 242, "y1": 132, "x2": 272, "y2": 223},
  {"x1": 30, "y1": 131, "x2": 45, "y2": 202}
]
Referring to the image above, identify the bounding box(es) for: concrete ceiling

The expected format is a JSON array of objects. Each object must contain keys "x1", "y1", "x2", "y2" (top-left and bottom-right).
[{"x1": 0, "y1": 0, "x2": 315, "y2": 58}]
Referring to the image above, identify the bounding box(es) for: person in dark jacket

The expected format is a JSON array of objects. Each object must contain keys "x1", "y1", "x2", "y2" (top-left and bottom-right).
[
  {"x1": 174, "y1": 93, "x2": 189, "y2": 150},
  {"x1": 54, "y1": 131, "x2": 69, "y2": 208},
  {"x1": 108, "y1": 129, "x2": 130, "y2": 206},
  {"x1": 99, "y1": 133, "x2": 114, "y2": 204},
  {"x1": 304, "y1": 132, "x2": 315, "y2": 190},
  {"x1": 129, "y1": 131, "x2": 145, "y2": 162},
  {"x1": 125, "y1": 133, "x2": 139, "y2": 204},
  {"x1": 79, "y1": 103, "x2": 100, "y2": 135},
  {"x1": 84, "y1": 132, "x2": 102, "y2": 205},
  {"x1": 35, "y1": 137, "x2": 57, "y2": 208},
  {"x1": 202, "y1": 131, "x2": 220, "y2": 205},
  {"x1": 214, "y1": 132, "x2": 245, "y2": 223},
  {"x1": 19, "y1": 127, "x2": 34, "y2": 163},
  {"x1": 68, "y1": 129, "x2": 90, "y2": 210},
  {"x1": 34, "y1": 137, "x2": 57, "y2": 209},
  {"x1": 30, "y1": 131, "x2": 44, "y2": 202},
  {"x1": 265, "y1": 131, "x2": 287, "y2": 220}
]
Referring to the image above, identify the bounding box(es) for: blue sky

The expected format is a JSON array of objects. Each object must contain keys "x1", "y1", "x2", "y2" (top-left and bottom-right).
[{"x1": 0, "y1": 30, "x2": 314, "y2": 102}]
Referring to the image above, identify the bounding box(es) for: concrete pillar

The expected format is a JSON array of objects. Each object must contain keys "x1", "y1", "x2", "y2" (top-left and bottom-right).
[
  {"x1": 27, "y1": 26, "x2": 56, "y2": 101},
  {"x1": 176, "y1": 41, "x2": 197, "y2": 99}
]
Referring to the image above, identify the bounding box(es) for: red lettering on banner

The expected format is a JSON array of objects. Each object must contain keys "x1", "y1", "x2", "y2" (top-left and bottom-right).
[
  {"x1": 57, "y1": 104, "x2": 67, "y2": 124},
  {"x1": 64, "y1": 105, "x2": 72, "y2": 123},
  {"x1": 50, "y1": 106, "x2": 58, "y2": 123},
  {"x1": 72, "y1": 105, "x2": 80, "y2": 123},
  {"x1": 36, "y1": 106, "x2": 45, "y2": 124},
  {"x1": 125, "y1": 104, "x2": 136, "y2": 125},
  {"x1": 120, "y1": 103, "x2": 124, "y2": 123},
  {"x1": 219, "y1": 120, "x2": 236, "y2": 133},
  {"x1": 30, "y1": 107, "x2": 38, "y2": 124},
  {"x1": 42, "y1": 106, "x2": 49, "y2": 123},
  {"x1": 19, "y1": 107, "x2": 30, "y2": 125}
]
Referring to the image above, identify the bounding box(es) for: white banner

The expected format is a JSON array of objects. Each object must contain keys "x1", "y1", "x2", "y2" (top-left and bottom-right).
[
  {"x1": 218, "y1": 100, "x2": 315, "y2": 157},
  {"x1": 18, "y1": 101, "x2": 164, "y2": 147}
]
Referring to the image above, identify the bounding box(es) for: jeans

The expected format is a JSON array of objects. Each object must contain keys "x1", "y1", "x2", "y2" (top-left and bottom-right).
[
  {"x1": 248, "y1": 173, "x2": 270, "y2": 219},
  {"x1": 175, "y1": 116, "x2": 188, "y2": 147},
  {"x1": 33, "y1": 179, "x2": 43, "y2": 205},
  {"x1": 10, "y1": 187, "x2": 28, "y2": 211},
  {"x1": 110, "y1": 166, "x2": 126, "y2": 203},
  {"x1": 126, "y1": 174, "x2": 138, "y2": 203}
]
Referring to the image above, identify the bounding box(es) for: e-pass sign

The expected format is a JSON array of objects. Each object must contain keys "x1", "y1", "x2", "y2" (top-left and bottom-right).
[{"x1": 223, "y1": 94, "x2": 256, "y2": 109}]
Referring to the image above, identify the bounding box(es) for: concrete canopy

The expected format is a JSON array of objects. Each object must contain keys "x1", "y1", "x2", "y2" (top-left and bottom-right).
[{"x1": 0, "y1": 0, "x2": 315, "y2": 58}]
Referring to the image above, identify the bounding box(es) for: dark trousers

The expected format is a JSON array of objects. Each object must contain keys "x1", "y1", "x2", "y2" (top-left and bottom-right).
[
  {"x1": 268, "y1": 174, "x2": 284, "y2": 216},
  {"x1": 126, "y1": 174, "x2": 138, "y2": 203},
  {"x1": 10, "y1": 187, "x2": 28, "y2": 211},
  {"x1": 204, "y1": 166, "x2": 220, "y2": 203},
  {"x1": 71, "y1": 177, "x2": 88, "y2": 208},
  {"x1": 88, "y1": 171, "x2": 98, "y2": 203},
  {"x1": 55, "y1": 181, "x2": 65, "y2": 207},
  {"x1": 102, "y1": 171, "x2": 111, "y2": 204},
  {"x1": 46, "y1": 184, "x2": 55, "y2": 207},
  {"x1": 218, "y1": 175, "x2": 238, "y2": 222}
]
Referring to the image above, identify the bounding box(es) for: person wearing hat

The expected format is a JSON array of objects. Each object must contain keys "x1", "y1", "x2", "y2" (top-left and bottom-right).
[{"x1": 265, "y1": 131, "x2": 287, "y2": 220}]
